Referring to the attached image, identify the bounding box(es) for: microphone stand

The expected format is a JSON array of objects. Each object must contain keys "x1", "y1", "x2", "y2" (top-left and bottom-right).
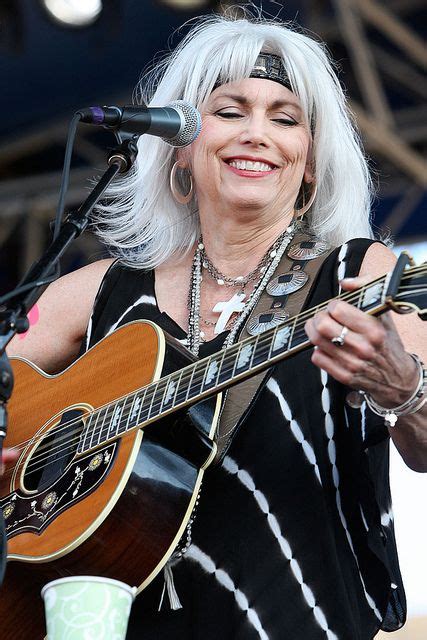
[{"x1": 0, "y1": 136, "x2": 139, "y2": 584}]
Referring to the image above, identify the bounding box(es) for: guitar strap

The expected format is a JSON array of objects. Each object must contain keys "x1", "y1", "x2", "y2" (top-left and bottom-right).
[{"x1": 213, "y1": 229, "x2": 334, "y2": 464}]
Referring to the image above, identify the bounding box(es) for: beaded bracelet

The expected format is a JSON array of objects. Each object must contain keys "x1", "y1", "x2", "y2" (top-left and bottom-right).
[{"x1": 364, "y1": 353, "x2": 426, "y2": 427}]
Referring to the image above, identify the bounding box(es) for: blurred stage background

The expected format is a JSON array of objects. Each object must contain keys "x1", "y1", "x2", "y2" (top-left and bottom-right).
[{"x1": 0, "y1": 1, "x2": 426, "y2": 637}]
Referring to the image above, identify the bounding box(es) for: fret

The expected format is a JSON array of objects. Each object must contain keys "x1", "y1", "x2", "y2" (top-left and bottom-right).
[
  {"x1": 269, "y1": 324, "x2": 292, "y2": 357},
  {"x1": 99, "y1": 402, "x2": 119, "y2": 445},
  {"x1": 141, "y1": 380, "x2": 160, "y2": 422},
  {"x1": 136, "y1": 387, "x2": 148, "y2": 425},
  {"x1": 186, "y1": 361, "x2": 206, "y2": 400},
  {"x1": 289, "y1": 322, "x2": 308, "y2": 350},
  {"x1": 137, "y1": 382, "x2": 159, "y2": 424},
  {"x1": 251, "y1": 333, "x2": 272, "y2": 368},
  {"x1": 116, "y1": 396, "x2": 132, "y2": 436},
  {"x1": 288, "y1": 316, "x2": 297, "y2": 351},
  {"x1": 360, "y1": 281, "x2": 385, "y2": 311},
  {"x1": 249, "y1": 335, "x2": 259, "y2": 368},
  {"x1": 268, "y1": 318, "x2": 295, "y2": 360},
  {"x1": 79, "y1": 412, "x2": 95, "y2": 454},
  {"x1": 217, "y1": 346, "x2": 238, "y2": 386},
  {"x1": 88, "y1": 406, "x2": 107, "y2": 451},
  {"x1": 234, "y1": 340, "x2": 255, "y2": 375},
  {"x1": 135, "y1": 383, "x2": 156, "y2": 424},
  {"x1": 231, "y1": 343, "x2": 243, "y2": 379},
  {"x1": 215, "y1": 348, "x2": 229, "y2": 386},
  {"x1": 108, "y1": 400, "x2": 126, "y2": 439},
  {"x1": 173, "y1": 367, "x2": 192, "y2": 406},
  {"x1": 201, "y1": 355, "x2": 221, "y2": 392},
  {"x1": 149, "y1": 379, "x2": 169, "y2": 419},
  {"x1": 87, "y1": 411, "x2": 98, "y2": 451},
  {"x1": 159, "y1": 374, "x2": 178, "y2": 413},
  {"x1": 171, "y1": 369, "x2": 184, "y2": 408},
  {"x1": 125, "y1": 392, "x2": 140, "y2": 431},
  {"x1": 183, "y1": 364, "x2": 197, "y2": 403}
]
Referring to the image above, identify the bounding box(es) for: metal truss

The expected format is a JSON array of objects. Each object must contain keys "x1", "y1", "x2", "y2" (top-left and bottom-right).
[
  {"x1": 308, "y1": 0, "x2": 426, "y2": 238},
  {"x1": 0, "y1": 0, "x2": 425, "y2": 281}
]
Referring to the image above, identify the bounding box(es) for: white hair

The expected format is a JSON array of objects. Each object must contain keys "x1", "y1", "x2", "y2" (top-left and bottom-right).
[{"x1": 93, "y1": 10, "x2": 374, "y2": 268}]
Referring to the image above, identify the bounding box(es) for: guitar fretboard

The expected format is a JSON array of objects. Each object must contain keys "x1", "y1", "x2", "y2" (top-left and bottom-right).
[{"x1": 78, "y1": 274, "x2": 389, "y2": 454}]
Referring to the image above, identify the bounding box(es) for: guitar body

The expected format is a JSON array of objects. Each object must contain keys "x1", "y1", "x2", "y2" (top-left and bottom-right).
[{"x1": 0, "y1": 321, "x2": 219, "y2": 639}]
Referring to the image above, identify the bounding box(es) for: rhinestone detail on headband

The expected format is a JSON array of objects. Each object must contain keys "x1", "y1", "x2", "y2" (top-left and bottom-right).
[
  {"x1": 214, "y1": 52, "x2": 291, "y2": 92},
  {"x1": 250, "y1": 52, "x2": 291, "y2": 90}
]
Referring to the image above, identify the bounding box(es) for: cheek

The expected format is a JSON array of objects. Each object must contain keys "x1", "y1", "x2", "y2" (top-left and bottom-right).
[
  {"x1": 190, "y1": 125, "x2": 223, "y2": 174},
  {"x1": 280, "y1": 130, "x2": 311, "y2": 164}
]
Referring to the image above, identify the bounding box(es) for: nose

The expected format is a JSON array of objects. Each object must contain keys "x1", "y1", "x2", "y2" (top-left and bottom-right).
[{"x1": 238, "y1": 113, "x2": 269, "y2": 147}]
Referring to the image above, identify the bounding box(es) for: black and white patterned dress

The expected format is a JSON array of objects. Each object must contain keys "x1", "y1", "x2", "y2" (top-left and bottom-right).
[{"x1": 85, "y1": 239, "x2": 406, "y2": 640}]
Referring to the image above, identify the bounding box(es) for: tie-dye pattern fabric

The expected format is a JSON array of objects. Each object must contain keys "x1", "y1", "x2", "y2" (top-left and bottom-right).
[{"x1": 85, "y1": 240, "x2": 406, "y2": 639}]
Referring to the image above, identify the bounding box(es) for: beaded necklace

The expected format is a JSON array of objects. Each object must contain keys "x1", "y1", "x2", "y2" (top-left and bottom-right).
[{"x1": 186, "y1": 223, "x2": 297, "y2": 356}]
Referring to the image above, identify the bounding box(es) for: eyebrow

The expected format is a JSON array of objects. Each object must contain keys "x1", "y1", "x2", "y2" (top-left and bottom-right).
[{"x1": 212, "y1": 93, "x2": 300, "y2": 111}]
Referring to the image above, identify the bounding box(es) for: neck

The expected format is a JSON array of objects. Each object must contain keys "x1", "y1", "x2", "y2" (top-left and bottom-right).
[{"x1": 199, "y1": 207, "x2": 295, "y2": 278}]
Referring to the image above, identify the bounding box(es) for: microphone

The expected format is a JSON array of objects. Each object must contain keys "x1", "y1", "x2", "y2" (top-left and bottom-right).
[{"x1": 76, "y1": 100, "x2": 201, "y2": 147}]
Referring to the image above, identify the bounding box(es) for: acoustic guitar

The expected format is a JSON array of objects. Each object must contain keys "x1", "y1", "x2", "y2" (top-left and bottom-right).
[{"x1": 0, "y1": 255, "x2": 425, "y2": 638}]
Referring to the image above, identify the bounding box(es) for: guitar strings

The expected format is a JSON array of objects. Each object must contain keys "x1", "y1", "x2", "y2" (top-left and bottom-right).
[
  {"x1": 2, "y1": 280, "x2": 374, "y2": 466},
  {"x1": 2, "y1": 269, "x2": 423, "y2": 481},
  {"x1": 1, "y1": 270, "x2": 420, "y2": 479},
  {"x1": 2, "y1": 306, "x2": 421, "y2": 482}
]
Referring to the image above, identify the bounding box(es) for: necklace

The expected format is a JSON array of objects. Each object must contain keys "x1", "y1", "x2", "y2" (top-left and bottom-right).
[
  {"x1": 187, "y1": 223, "x2": 297, "y2": 356},
  {"x1": 200, "y1": 241, "x2": 278, "y2": 291}
]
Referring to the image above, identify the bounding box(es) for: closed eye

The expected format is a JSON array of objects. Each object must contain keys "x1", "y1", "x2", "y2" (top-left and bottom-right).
[
  {"x1": 215, "y1": 111, "x2": 242, "y2": 119},
  {"x1": 215, "y1": 111, "x2": 298, "y2": 126},
  {"x1": 272, "y1": 118, "x2": 298, "y2": 126}
]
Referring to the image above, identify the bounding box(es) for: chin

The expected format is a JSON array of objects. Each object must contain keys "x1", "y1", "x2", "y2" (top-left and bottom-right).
[{"x1": 224, "y1": 188, "x2": 272, "y2": 211}]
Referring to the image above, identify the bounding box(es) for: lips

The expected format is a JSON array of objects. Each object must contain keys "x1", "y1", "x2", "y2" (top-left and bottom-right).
[{"x1": 224, "y1": 156, "x2": 278, "y2": 175}]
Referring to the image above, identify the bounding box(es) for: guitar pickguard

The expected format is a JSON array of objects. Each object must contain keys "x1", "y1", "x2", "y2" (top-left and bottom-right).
[{"x1": 1, "y1": 444, "x2": 117, "y2": 537}]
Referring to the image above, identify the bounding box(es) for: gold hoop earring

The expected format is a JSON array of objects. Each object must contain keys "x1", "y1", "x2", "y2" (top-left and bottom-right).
[
  {"x1": 294, "y1": 182, "x2": 317, "y2": 219},
  {"x1": 170, "y1": 161, "x2": 193, "y2": 205}
]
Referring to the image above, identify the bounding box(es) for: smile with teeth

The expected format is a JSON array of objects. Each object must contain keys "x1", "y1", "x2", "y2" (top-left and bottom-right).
[{"x1": 227, "y1": 159, "x2": 276, "y2": 172}]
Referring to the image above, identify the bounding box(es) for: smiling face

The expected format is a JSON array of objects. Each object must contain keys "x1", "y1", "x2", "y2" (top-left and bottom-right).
[{"x1": 180, "y1": 77, "x2": 314, "y2": 226}]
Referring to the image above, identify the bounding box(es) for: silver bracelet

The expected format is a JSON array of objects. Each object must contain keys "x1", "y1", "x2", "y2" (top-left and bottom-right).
[{"x1": 364, "y1": 353, "x2": 426, "y2": 427}]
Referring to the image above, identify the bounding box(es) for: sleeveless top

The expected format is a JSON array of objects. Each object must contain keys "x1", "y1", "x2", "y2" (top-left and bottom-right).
[{"x1": 84, "y1": 239, "x2": 406, "y2": 640}]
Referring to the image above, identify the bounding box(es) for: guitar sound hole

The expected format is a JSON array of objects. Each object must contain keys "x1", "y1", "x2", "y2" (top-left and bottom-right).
[{"x1": 24, "y1": 409, "x2": 85, "y2": 493}]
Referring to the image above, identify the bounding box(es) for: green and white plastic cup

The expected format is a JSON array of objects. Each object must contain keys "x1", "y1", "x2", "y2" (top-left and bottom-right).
[{"x1": 41, "y1": 575, "x2": 137, "y2": 640}]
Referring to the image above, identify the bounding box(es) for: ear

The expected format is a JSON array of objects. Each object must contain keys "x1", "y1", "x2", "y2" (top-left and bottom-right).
[
  {"x1": 303, "y1": 143, "x2": 314, "y2": 184},
  {"x1": 176, "y1": 147, "x2": 190, "y2": 169}
]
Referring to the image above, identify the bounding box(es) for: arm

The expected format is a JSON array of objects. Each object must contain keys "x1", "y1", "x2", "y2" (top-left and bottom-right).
[
  {"x1": 1, "y1": 258, "x2": 114, "y2": 472},
  {"x1": 6, "y1": 258, "x2": 115, "y2": 374},
  {"x1": 305, "y1": 242, "x2": 427, "y2": 472}
]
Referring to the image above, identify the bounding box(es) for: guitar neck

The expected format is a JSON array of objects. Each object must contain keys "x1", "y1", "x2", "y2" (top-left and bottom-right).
[{"x1": 78, "y1": 271, "x2": 393, "y2": 454}]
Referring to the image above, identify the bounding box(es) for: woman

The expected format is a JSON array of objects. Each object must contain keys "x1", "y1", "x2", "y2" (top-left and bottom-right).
[{"x1": 5, "y1": 10, "x2": 426, "y2": 639}]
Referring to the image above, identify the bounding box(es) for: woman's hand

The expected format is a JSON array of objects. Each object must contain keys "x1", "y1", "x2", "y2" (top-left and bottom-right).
[{"x1": 305, "y1": 275, "x2": 418, "y2": 408}]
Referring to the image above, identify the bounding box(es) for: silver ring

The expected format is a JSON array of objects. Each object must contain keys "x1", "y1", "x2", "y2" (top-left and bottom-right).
[{"x1": 331, "y1": 325, "x2": 348, "y2": 347}]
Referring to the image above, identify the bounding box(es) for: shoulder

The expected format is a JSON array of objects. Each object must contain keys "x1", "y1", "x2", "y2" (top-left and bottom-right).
[
  {"x1": 358, "y1": 241, "x2": 397, "y2": 278},
  {"x1": 39, "y1": 258, "x2": 117, "y2": 321},
  {"x1": 7, "y1": 258, "x2": 115, "y2": 373},
  {"x1": 54, "y1": 258, "x2": 116, "y2": 290},
  {"x1": 328, "y1": 238, "x2": 394, "y2": 280}
]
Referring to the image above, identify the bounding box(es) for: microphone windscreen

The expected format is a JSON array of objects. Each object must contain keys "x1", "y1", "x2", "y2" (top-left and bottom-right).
[{"x1": 164, "y1": 101, "x2": 201, "y2": 148}]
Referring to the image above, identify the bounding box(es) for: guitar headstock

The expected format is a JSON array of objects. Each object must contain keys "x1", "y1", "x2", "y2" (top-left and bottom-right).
[{"x1": 391, "y1": 259, "x2": 427, "y2": 320}]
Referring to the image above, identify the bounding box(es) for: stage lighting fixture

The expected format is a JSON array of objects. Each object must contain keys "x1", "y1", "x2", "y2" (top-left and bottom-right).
[{"x1": 41, "y1": 0, "x2": 103, "y2": 27}]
